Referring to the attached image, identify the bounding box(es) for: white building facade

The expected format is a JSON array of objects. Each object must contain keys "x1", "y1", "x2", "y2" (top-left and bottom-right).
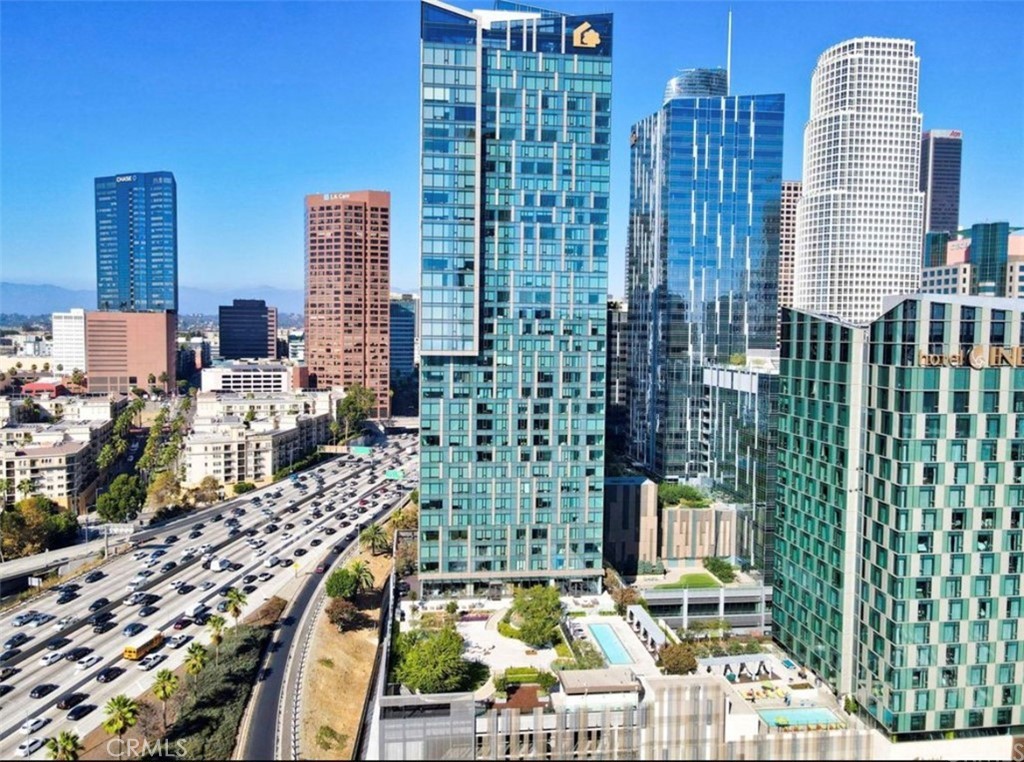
[{"x1": 51, "y1": 309, "x2": 88, "y2": 373}]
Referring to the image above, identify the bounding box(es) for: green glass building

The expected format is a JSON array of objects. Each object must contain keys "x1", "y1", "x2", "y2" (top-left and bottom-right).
[
  {"x1": 775, "y1": 295, "x2": 1024, "y2": 739},
  {"x1": 417, "y1": 0, "x2": 612, "y2": 597}
]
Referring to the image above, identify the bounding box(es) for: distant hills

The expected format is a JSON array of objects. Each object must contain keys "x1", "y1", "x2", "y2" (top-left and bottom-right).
[{"x1": 1, "y1": 282, "x2": 306, "y2": 316}]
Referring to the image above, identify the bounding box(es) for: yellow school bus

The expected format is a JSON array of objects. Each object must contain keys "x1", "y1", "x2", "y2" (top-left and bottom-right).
[{"x1": 123, "y1": 632, "x2": 164, "y2": 660}]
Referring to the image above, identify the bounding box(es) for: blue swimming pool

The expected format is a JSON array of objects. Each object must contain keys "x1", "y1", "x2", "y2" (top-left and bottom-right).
[
  {"x1": 782, "y1": 659, "x2": 796, "y2": 669},
  {"x1": 758, "y1": 707, "x2": 842, "y2": 727},
  {"x1": 588, "y1": 623, "x2": 633, "y2": 665}
]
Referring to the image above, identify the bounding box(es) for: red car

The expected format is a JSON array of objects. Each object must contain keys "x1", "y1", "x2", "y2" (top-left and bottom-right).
[
  {"x1": 172, "y1": 618, "x2": 192, "y2": 630},
  {"x1": 315, "y1": 563, "x2": 327, "y2": 574}
]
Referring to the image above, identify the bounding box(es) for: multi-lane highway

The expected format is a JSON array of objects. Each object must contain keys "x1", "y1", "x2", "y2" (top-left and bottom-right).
[{"x1": 0, "y1": 434, "x2": 418, "y2": 759}]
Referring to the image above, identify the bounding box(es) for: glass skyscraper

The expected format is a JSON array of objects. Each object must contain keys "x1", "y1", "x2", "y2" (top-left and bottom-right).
[
  {"x1": 95, "y1": 171, "x2": 178, "y2": 312},
  {"x1": 418, "y1": 0, "x2": 612, "y2": 597},
  {"x1": 920, "y1": 129, "x2": 963, "y2": 237},
  {"x1": 626, "y1": 71, "x2": 783, "y2": 478}
]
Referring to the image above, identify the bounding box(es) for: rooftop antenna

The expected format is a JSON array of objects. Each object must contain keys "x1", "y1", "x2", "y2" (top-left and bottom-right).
[{"x1": 726, "y1": 8, "x2": 733, "y2": 95}]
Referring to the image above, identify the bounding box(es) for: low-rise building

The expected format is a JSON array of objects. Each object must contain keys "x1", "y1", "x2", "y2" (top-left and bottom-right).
[{"x1": 200, "y1": 363, "x2": 306, "y2": 394}]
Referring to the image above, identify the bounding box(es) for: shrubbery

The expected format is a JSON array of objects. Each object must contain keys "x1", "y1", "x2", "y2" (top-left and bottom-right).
[
  {"x1": 232, "y1": 481, "x2": 256, "y2": 495},
  {"x1": 702, "y1": 557, "x2": 736, "y2": 583},
  {"x1": 510, "y1": 585, "x2": 562, "y2": 648}
]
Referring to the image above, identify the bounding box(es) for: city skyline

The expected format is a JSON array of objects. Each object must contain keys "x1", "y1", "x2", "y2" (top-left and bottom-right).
[{"x1": 2, "y1": 1, "x2": 1021, "y2": 299}]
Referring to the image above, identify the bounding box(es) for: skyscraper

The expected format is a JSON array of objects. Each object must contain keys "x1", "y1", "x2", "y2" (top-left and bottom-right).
[
  {"x1": 304, "y1": 190, "x2": 390, "y2": 419},
  {"x1": 95, "y1": 171, "x2": 178, "y2": 312},
  {"x1": 418, "y1": 0, "x2": 612, "y2": 597},
  {"x1": 920, "y1": 129, "x2": 963, "y2": 236},
  {"x1": 51, "y1": 308, "x2": 87, "y2": 374},
  {"x1": 776, "y1": 181, "x2": 801, "y2": 347},
  {"x1": 793, "y1": 38, "x2": 924, "y2": 325},
  {"x1": 389, "y1": 294, "x2": 418, "y2": 381},
  {"x1": 218, "y1": 299, "x2": 278, "y2": 360},
  {"x1": 626, "y1": 69, "x2": 783, "y2": 478},
  {"x1": 774, "y1": 295, "x2": 1024, "y2": 738}
]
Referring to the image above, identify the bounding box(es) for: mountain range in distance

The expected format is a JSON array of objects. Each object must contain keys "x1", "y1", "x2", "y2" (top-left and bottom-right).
[{"x1": 1, "y1": 281, "x2": 418, "y2": 317}]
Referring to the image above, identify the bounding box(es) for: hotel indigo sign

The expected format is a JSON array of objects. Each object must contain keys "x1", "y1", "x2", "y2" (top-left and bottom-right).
[{"x1": 919, "y1": 346, "x2": 1024, "y2": 369}]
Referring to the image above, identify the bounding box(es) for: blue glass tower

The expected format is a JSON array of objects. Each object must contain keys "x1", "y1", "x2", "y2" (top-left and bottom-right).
[
  {"x1": 95, "y1": 171, "x2": 178, "y2": 312},
  {"x1": 626, "y1": 71, "x2": 783, "y2": 478},
  {"x1": 418, "y1": 0, "x2": 612, "y2": 597}
]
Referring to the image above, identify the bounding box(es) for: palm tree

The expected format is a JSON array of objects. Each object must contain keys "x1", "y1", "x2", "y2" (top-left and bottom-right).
[
  {"x1": 102, "y1": 694, "x2": 139, "y2": 761},
  {"x1": 360, "y1": 523, "x2": 390, "y2": 556},
  {"x1": 152, "y1": 669, "x2": 179, "y2": 732},
  {"x1": 225, "y1": 587, "x2": 248, "y2": 626},
  {"x1": 348, "y1": 560, "x2": 375, "y2": 594},
  {"x1": 185, "y1": 642, "x2": 208, "y2": 693},
  {"x1": 45, "y1": 730, "x2": 83, "y2": 761},
  {"x1": 207, "y1": 615, "x2": 226, "y2": 665},
  {"x1": 17, "y1": 478, "x2": 35, "y2": 499}
]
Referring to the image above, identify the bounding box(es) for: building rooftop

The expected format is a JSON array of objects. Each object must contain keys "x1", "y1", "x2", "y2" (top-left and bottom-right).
[{"x1": 558, "y1": 668, "x2": 641, "y2": 696}]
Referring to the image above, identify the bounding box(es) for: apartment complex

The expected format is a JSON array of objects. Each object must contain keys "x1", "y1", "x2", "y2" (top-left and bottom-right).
[
  {"x1": 304, "y1": 190, "x2": 390, "y2": 418},
  {"x1": 51, "y1": 309, "x2": 87, "y2": 374},
  {"x1": 417, "y1": 0, "x2": 612, "y2": 596},
  {"x1": 95, "y1": 171, "x2": 178, "y2": 312},
  {"x1": 626, "y1": 69, "x2": 783, "y2": 479},
  {"x1": 774, "y1": 295, "x2": 1024, "y2": 738},
  {"x1": 794, "y1": 38, "x2": 924, "y2": 324},
  {"x1": 920, "y1": 129, "x2": 963, "y2": 237},
  {"x1": 84, "y1": 310, "x2": 177, "y2": 395},
  {"x1": 218, "y1": 299, "x2": 278, "y2": 360}
]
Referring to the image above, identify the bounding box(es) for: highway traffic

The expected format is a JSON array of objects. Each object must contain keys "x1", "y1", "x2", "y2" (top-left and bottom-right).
[{"x1": 0, "y1": 434, "x2": 418, "y2": 759}]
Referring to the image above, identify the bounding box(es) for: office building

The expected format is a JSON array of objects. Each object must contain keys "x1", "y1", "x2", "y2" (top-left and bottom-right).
[
  {"x1": 793, "y1": 38, "x2": 924, "y2": 325},
  {"x1": 51, "y1": 308, "x2": 87, "y2": 374},
  {"x1": 389, "y1": 294, "x2": 418, "y2": 380},
  {"x1": 417, "y1": 0, "x2": 612, "y2": 596},
  {"x1": 218, "y1": 299, "x2": 278, "y2": 360},
  {"x1": 627, "y1": 69, "x2": 783, "y2": 479},
  {"x1": 920, "y1": 129, "x2": 963, "y2": 236},
  {"x1": 774, "y1": 295, "x2": 1024, "y2": 738},
  {"x1": 287, "y1": 330, "x2": 305, "y2": 362},
  {"x1": 921, "y1": 223, "x2": 1023, "y2": 297},
  {"x1": 95, "y1": 171, "x2": 178, "y2": 312},
  {"x1": 304, "y1": 190, "x2": 390, "y2": 419},
  {"x1": 84, "y1": 310, "x2": 176, "y2": 395},
  {"x1": 777, "y1": 181, "x2": 801, "y2": 346},
  {"x1": 201, "y1": 362, "x2": 303, "y2": 394}
]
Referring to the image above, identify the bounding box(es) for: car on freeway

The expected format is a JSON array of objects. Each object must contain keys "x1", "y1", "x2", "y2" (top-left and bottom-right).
[
  {"x1": 2, "y1": 650, "x2": 23, "y2": 664},
  {"x1": 194, "y1": 612, "x2": 211, "y2": 626},
  {"x1": 310, "y1": 538, "x2": 323, "y2": 548},
  {"x1": 199, "y1": 580, "x2": 215, "y2": 592},
  {"x1": 92, "y1": 621, "x2": 116, "y2": 635},
  {"x1": 88, "y1": 597, "x2": 109, "y2": 612},
  {"x1": 324, "y1": 527, "x2": 337, "y2": 536},
  {"x1": 11, "y1": 610, "x2": 40, "y2": 627},
  {"x1": 67, "y1": 704, "x2": 96, "y2": 721},
  {"x1": 218, "y1": 586, "x2": 232, "y2": 597},
  {"x1": 160, "y1": 562, "x2": 177, "y2": 573},
  {"x1": 0, "y1": 666, "x2": 16, "y2": 680},
  {"x1": 243, "y1": 575, "x2": 257, "y2": 585},
  {"x1": 96, "y1": 666, "x2": 122, "y2": 683},
  {"x1": 293, "y1": 548, "x2": 307, "y2": 557},
  {"x1": 301, "y1": 518, "x2": 313, "y2": 526},
  {"x1": 30, "y1": 683, "x2": 58, "y2": 698},
  {"x1": 177, "y1": 584, "x2": 195, "y2": 596},
  {"x1": 315, "y1": 563, "x2": 327, "y2": 574},
  {"x1": 64, "y1": 647, "x2": 91, "y2": 662},
  {"x1": 216, "y1": 601, "x2": 230, "y2": 613},
  {"x1": 138, "y1": 654, "x2": 165, "y2": 671},
  {"x1": 87, "y1": 611, "x2": 114, "y2": 625},
  {"x1": 332, "y1": 545, "x2": 343, "y2": 554},
  {"x1": 188, "y1": 530, "x2": 202, "y2": 540},
  {"x1": 169, "y1": 579, "x2": 185, "y2": 590},
  {"x1": 3, "y1": 632, "x2": 29, "y2": 649},
  {"x1": 39, "y1": 652, "x2": 63, "y2": 666},
  {"x1": 56, "y1": 692, "x2": 88, "y2": 710},
  {"x1": 28, "y1": 613, "x2": 54, "y2": 628},
  {"x1": 165, "y1": 534, "x2": 179, "y2": 544},
  {"x1": 76, "y1": 655, "x2": 102, "y2": 671},
  {"x1": 18, "y1": 717, "x2": 48, "y2": 735},
  {"x1": 16, "y1": 738, "x2": 45, "y2": 757},
  {"x1": 132, "y1": 551, "x2": 149, "y2": 561},
  {"x1": 168, "y1": 635, "x2": 190, "y2": 649},
  {"x1": 139, "y1": 605, "x2": 159, "y2": 618},
  {"x1": 56, "y1": 592, "x2": 77, "y2": 605},
  {"x1": 123, "y1": 623, "x2": 146, "y2": 637},
  {"x1": 242, "y1": 585, "x2": 257, "y2": 595},
  {"x1": 173, "y1": 618, "x2": 192, "y2": 630}
]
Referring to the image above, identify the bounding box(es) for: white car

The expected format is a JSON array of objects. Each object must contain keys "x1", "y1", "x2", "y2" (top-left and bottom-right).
[
  {"x1": 137, "y1": 654, "x2": 165, "y2": 671},
  {"x1": 76, "y1": 655, "x2": 102, "y2": 671},
  {"x1": 167, "y1": 635, "x2": 189, "y2": 649},
  {"x1": 169, "y1": 579, "x2": 185, "y2": 589},
  {"x1": 264, "y1": 556, "x2": 279, "y2": 568},
  {"x1": 257, "y1": 572, "x2": 273, "y2": 583},
  {"x1": 181, "y1": 548, "x2": 196, "y2": 558},
  {"x1": 198, "y1": 581, "x2": 215, "y2": 592},
  {"x1": 28, "y1": 614, "x2": 53, "y2": 628},
  {"x1": 53, "y1": 615, "x2": 78, "y2": 630},
  {"x1": 144, "y1": 558, "x2": 160, "y2": 569},
  {"x1": 19, "y1": 718, "x2": 47, "y2": 735},
  {"x1": 133, "y1": 551, "x2": 149, "y2": 561},
  {"x1": 39, "y1": 651, "x2": 63, "y2": 666},
  {"x1": 15, "y1": 738, "x2": 44, "y2": 757},
  {"x1": 251, "y1": 548, "x2": 266, "y2": 558}
]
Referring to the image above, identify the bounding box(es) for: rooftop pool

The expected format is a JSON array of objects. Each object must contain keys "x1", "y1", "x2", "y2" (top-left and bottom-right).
[
  {"x1": 587, "y1": 623, "x2": 633, "y2": 665},
  {"x1": 759, "y1": 707, "x2": 842, "y2": 728}
]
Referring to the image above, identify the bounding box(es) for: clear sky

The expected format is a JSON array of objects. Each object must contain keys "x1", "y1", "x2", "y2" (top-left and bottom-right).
[{"x1": 2, "y1": 1, "x2": 1021, "y2": 298}]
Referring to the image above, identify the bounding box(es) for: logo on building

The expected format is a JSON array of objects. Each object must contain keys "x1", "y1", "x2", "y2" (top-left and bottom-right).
[
  {"x1": 572, "y1": 21, "x2": 601, "y2": 49},
  {"x1": 115, "y1": 175, "x2": 137, "y2": 183},
  {"x1": 919, "y1": 346, "x2": 1024, "y2": 369}
]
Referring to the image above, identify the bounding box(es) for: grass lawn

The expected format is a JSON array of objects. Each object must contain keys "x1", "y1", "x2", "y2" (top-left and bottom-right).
[{"x1": 655, "y1": 572, "x2": 722, "y2": 589}]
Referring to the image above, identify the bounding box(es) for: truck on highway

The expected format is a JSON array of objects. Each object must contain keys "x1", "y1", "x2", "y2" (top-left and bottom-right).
[{"x1": 185, "y1": 602, "x2": 209, "y2": 619}]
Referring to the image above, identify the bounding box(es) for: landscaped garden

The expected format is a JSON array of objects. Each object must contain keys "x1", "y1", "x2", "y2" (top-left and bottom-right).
[{"x1": 655, "y1": 572, "x2": 722, "y2": 589}]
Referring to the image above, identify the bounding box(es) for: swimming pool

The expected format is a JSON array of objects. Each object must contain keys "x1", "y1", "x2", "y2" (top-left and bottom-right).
[
  {"x1": 782, "y1": 659, "x2": 796, "y2": 669},
  {"x1": 587, "y1": 623, "x2": 633, "y2": 665},
  {"x1": 758, "y1": 707, "x2": 842, "y2": 727}
]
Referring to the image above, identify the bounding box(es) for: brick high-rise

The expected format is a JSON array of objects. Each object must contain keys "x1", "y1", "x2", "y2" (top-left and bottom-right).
[
  {"x1": 304, "y1": 190, "x2": 390, "y2": 419},
  {"x1": 776, "y1": 181, "x2": 801, "y2": 347}
]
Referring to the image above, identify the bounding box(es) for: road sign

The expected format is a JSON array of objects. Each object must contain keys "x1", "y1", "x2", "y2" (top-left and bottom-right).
[
  {"x1": 350, "y1": 446, "x2": 373, "y2": 456},
  {"x1": 385, "y1": 469, "x2": 404, "y2": 480}
]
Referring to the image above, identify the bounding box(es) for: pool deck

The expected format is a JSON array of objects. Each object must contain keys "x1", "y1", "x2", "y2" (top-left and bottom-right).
[{"x1": 574, "y1": 615, "x2": 662, "y2": 677}]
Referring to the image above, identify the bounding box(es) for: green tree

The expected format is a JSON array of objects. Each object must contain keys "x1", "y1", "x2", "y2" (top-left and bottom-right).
[
  {"x1": 225, "y1": 587, "x2": 248, "y2": 626},
  {"x1": 328, "y1": 420, "x2": 342, "y2": 445},
  {"x1": 46, "y1": 730, "x2": 83, "y2": 761},
  {"x1": 611, "y1": 585, "x2": 641, "y2": 616},
  {"x1": 146, "y1": 470, "x2": 180, "y2": 509},
  {"x1": 152, "y1": 668, "x2": 179, "y2": 732},
  {"x1": 395, "y1": 627, "x2": 469, "y2": 693},
  {"x1": 96, "y1": 474, "x2": 145, "y2": 522},
  {"x1": 702, "y1": 557, "x2": 736, "y2": 584},
  {"x1": 325, "y1": 568, "x2": 359, "y2": 600},
  {"x1": 207, "y1": 615, "x2": 226, "y2": 665},
  {"x1": 233, "y1": 481, "x2": 257, "y2": 495},
  {"x1": 338, "y1": 383, "x2": 377, "y2": 441},
  {"x1": 158, "y1": 371, "x2": 170, "y2": 391},
  {"x1": 390, "y1": 504, "x2": 419, "y2": 531},
  {"x1": 395, "y1": 538, "x2": 418, "y2": 577},
  {"x1": 511, "y1": 585, "x2": 562, "y2": 648},
  {"x1": 359, "y1": 523, "x2": 390, "y2": 556},
  {"x1": 348, "y1": 560, "x2": 375, "y2": 594},
  {"x1": 185, "y1": 642, "x2": 208, "y2": 692},
  {"x1": 0, "y1": 495, "x2": 78, "y2": 559},
  {"x1": 147, "y1": 373, "x2": 157, "y2": 387},
  {"x1": 408, "y1": 488, "x2": 419, "y2": 505},
  {"x1": 102, "y1": 694, "x2": 139, "y2": 761},
  {"x1": 194, "y1": 475, "x2": 221, "y2": 504},
  {"x1": 177, "y1": 378, "x2": 189, "y2": 394},
  {"x1": 659, "y1": 643, "x2": 698, "y2": 675},
  {"x1": 17, "y1": 478, "x2": 36, "y2": 499},
  {"x1": 326, "y1": 598, "x2": 368, "y2": 632}
]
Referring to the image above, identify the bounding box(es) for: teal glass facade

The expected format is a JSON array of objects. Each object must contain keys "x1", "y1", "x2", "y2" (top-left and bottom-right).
[
  {"x1": 776, "y1": 297, "x2": 1024, "y2": 740},
  {"x1": 95, "y1": 171, "x2": 177, "y2": 312},
  {"x1": 418, "y1": 0, "x2": 612, "y2": 596},
  {"x1": 969, "y1": 221, "x2": 1010, "y2": 296},
  {"x1": 626, "y1": 77, "x2": 783, "y2": 478}
]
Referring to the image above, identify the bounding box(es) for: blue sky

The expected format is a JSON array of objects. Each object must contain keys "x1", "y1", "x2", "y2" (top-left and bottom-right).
[{"x1": 2, "y1": 1, "x2": 1021, "y2": 298}]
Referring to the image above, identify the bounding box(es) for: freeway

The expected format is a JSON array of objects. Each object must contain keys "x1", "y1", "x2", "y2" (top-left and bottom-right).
[{"x1": 0, "y1": 433, "x2": 418, "y2": 760}]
